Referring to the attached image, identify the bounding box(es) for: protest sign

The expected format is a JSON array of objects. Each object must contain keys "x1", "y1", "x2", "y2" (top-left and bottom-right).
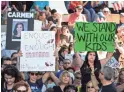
[
  {"x1": 74, "y1": 22, "x2": 116, "y2": 52},
  {"x1": 6, "y1": 12, "x2": 34, "y2": 50},
  {"x1": 20, "y1": 31, "x2": 55, "y2": 71},
  {"x1": 106, "y1": 57, "x2": 120, "y2": 68},
  {"x1": 34, "y1": 20, "x2": 42, "y2": 31},
  {"x1": 1, "y1": 32, "x2": 6, "y2": 50}
]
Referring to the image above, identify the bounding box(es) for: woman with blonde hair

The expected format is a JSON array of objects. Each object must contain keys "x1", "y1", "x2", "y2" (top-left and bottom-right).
[
  {"x1": 50, "y1": 71, "x2": 72, "y2": 92},
  {"x1": 86, "y1": 81, "x2": 98, "y2": 92}
]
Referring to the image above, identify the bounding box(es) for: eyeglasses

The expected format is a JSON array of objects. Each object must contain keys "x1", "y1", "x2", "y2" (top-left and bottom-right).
[
  {"x1": 30, "y1": 72, "x2": 38, "y2": 76},
  {"x1": 87, "y1": 86, "x2": 94, "y2": 88},
  {"x1": 75, "y1": 76, "x2": 81, "y2": 80},
  {"x1": 16, "y1": 90, "x2": 27, "y2": 92},
  {"x1": 103, "y1": 11, "x2": 109, "y2": 13}
]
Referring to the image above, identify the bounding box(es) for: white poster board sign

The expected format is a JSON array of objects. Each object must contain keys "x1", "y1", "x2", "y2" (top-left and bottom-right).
[
  {"x1": 20, "y1": 31, "x2": 55, "y2": 71},
  {"x1": 34, "y1": 20, "x2": 42, "y2": 31}
]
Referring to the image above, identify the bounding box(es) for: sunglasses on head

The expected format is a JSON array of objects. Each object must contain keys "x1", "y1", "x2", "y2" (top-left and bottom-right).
[
  {"x1": 30, "y1": 72, "x2": 38, "y2": 76},
  {"x1": 87, "y1": 86, "x2": 94, "y2": 88},
  {"x1": 16, "y1": 90, "x2": 27, "y2": 92}
]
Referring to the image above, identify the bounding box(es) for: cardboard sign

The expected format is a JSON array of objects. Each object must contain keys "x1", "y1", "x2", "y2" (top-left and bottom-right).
[
  {"x1": 6, "y1": 12, "x2": 34, "y2": 50},
  {"x1": 106, "y1": 14, "x2": 120, "y2": 24},
  {"x1": 74, "y1": 22, "x2": 116, "y2": 52},
  {"x1": 20, "y1": 31, "x2": 55, "y2": 71}
]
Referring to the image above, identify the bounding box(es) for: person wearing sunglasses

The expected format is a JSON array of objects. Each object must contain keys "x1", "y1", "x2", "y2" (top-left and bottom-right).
[
  {"x1": 73, "y1": 72, "x2": 82, "y2": 92},
  {"x1": 13, "y1": 80, "x2": 31, "y2": 92},
  {"x1": 26, "y1": 72, "x2": 46, "y2": 92},
  {"x1": 86, "y1": 81, "x2": 97, "y2": 92}
]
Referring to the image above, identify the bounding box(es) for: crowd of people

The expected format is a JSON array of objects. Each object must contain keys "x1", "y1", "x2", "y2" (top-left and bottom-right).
[{"x1": 1, "y1": 1, "x2": 124, "y2": 92}]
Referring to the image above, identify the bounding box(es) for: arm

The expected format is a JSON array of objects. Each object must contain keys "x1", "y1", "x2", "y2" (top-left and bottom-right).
[
  {"x1": 115, "y1": 40, "x2": 124, "y2": 54},
  {"x1": 68, "y1": 14, "x2": 75, "y2": 27},
  {"x1": 70, "y1": 1, "x2": 77, "y2": 8},
  {"x1": 23, "y1": 4, "x2": 26, "y2": 11},
  {"x1": 82, "y1": 14, "x2": 87, "y2": 22},
  {"x1": 50, "y1": 72, "x2": 60, "y2": 85},
  {"x1": 91, "y1": 1, "x2": 94, "y2": 7},
  {"x1": 1, "y1": 2, "x2": 8, "y2": 14},
  {"x1": 34, "y1": 5, "x2": 42, "y2": 12},
  {"x1": 42, "y1": 72, "x2": 50, "y2": 83},
  {"x1": 12, "y1": 5, "x2": 19, "y2": 11},
  {"x1": 68, "y1": 22, "x2": 74, "y2": 28},
  {"x1": 100, "y1": 52, "x2": 113, "y2": 65},
  {"x1": 82, "y1": 1, "x2": 88, "y2": 7},
  {"x1": 116, "y1": 83, "x2": 124, "y2": 92},
  {"x1": 56, "y1": 14, "x2": 62, "y2": 27},
  {"x1": 90, "y1": 67, "x2": 99, "y2": 91}
]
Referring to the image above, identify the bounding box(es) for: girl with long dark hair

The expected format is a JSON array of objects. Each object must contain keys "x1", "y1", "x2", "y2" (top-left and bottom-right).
[{"x1": 80, "y1": 51, "x2": 113, "y2": 92}]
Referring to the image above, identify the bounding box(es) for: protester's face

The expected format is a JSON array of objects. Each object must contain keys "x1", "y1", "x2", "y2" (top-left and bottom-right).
[
  {"x1": 88, "y1": 52, "x2": 96, "y2": 62},
  {"x1": 29, "y1": 72, "x2": 38, "y2": 82},
  {"x1": 74, "y1": 74, "x2": 81, "y2": 85},
  {"x1": 120, "y1": 15, "x2": 124, "y2": 23},
  {"x1": 17, "y1": 24, "x2": 23, "y2": 32},
  {"x1": 87, "y1": 82, "x2": 96, "y2": 92},
  {"x1": 3, "y1": 60, "x2": 12, "y2": 69},
  {"x1": 103, "y1": 10, "x2": 109, "y2": 16},
  {"x1": 59, "y1": 62, "x2": 64, "y2": 70},
  {"x1": 120, "y1": 71, "x2": 124, "y2": 81},
  {"x1": 62, "y1": 27, "x2": 69, "y2": 36},
  {"x1": 53, "y1": 12, "x2": 57, "y2": 18},
  {"x1": 62, "y1": 73, "x2": 70, "y2": 84},
  {"x1": 52, "y1": 28, "x2": 57, "y2": 34},
  {"x1": 63, "y1": 49, "x2": 69, "y2": 56},
  {"x1": 4, "y1": 74, "x2": 15, "y2": 85},
  {"x1": 63, "y1": 61, "x2": 71, "y2": 69},
  {"x1": 73, "y1": 55, "x2": 82, "y2": 68},
  {"x1": 16, "y1": 86, "x2": 27, "y2": 92},
  {"x1": 76, "y1": 8, "x2": 83, "y2": 15}
]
